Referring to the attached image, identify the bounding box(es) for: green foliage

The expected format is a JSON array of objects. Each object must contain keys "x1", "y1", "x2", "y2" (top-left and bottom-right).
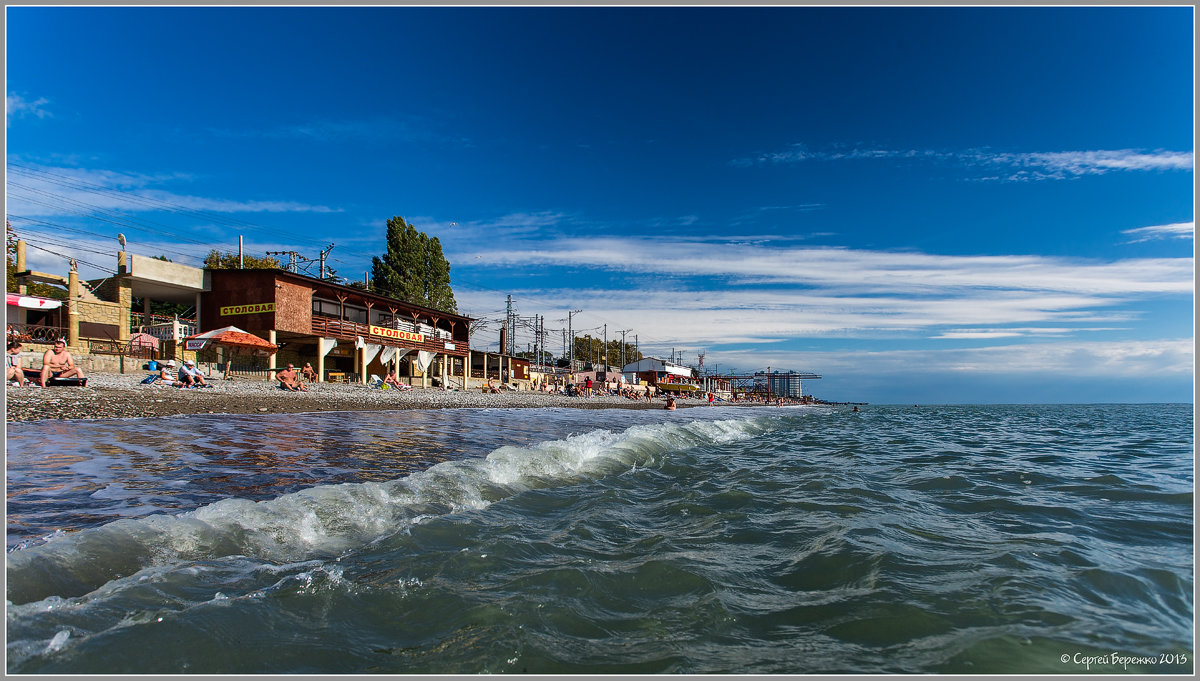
[
  {"x1": 370, "y1": 216, "x2": 458, "y2": 313},
  {"x1": 572, "y1": 334, "x2": 641, "y2": 367},
  {"x1": 6, "y1": 221, "x2": 67, "y2": 298},
  {"x1": 202, "y1": 250, "x2": 281, "y2": 269}
]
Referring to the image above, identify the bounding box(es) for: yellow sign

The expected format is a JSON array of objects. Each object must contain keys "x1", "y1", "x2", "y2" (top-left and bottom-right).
[
  {"x1": 220, "y1": 302, "x2": 275, "y2": 316},
  {"x1": 369, "y1": 325, "x2": 425, "y2": 343}
]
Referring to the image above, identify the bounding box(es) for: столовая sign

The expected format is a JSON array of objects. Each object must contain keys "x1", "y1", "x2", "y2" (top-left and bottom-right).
[
  {"x1": 368, "y1": 325, "x2": 424, "y2": 343},
  {"x1": 221, "y1": 303, "x2": 275, "y2": 316}
]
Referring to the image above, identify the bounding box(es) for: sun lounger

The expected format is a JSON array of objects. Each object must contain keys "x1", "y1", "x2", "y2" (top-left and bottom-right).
[{"x1": 23, "y1": 369, "x2": 87, "y2": 387}]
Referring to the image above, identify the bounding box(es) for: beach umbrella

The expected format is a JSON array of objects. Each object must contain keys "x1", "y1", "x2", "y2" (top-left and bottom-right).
[
  {"x1": 182, "y1": 325, "x2": 278, "y2": 378},
  {"x1": 5, "y1": 293, "x2": 62, "y2": 310}
]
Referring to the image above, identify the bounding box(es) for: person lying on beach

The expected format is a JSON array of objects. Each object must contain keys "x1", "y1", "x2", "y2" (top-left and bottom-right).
[
  {"x1": 178, "y1": 359, "x2": 210, "y2": 388},
  {"x1": 7, "y1": 340, "x2": 27, "y2": 386},
  {"x1": 276, "y1": 364, "x2": 308, "y2": 391},
  {"x1": 40, "y1": 340, "x2": 86, "y2": 387},
  {"x1": 301, "y1": 363, "x2": 318, "y2": 382}
]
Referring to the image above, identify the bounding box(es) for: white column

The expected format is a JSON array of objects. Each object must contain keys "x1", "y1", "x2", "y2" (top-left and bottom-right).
[{"x1": 268, "y1": 330, "x2": 278, "y2": 382}]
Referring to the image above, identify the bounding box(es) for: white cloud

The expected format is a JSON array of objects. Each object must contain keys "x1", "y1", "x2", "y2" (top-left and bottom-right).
[
  {"x1": 734, "y1": 144, "x2": 1194, "y2": 181},
  {"x1": 6, "y1": 164, "x2": 340, "y2": 217},
  {"x1": 1122, "y1": 222, "x2": 1195, "y2": 243},
  {"x1": 6, "y1": 93, "x2": 51, "y2": 126},
  {"x1": 713, "y1": 339, "x2": 1194, "y2": 379},
  {"x1": 461, "y1": 237, "x2": 1193, "y2": 296}
]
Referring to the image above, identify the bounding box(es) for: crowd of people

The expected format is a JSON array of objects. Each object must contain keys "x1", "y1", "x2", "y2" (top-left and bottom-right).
[{"x1": 8, "y1": 344, "x2": 815, "y2": 410}]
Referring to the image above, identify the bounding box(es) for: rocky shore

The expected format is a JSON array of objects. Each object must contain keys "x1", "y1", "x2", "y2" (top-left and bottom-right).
[{"x1": 5, "y1": 373, "x2": 707, "y2": 423}]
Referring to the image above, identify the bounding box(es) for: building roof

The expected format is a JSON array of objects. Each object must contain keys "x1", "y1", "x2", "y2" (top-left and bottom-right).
[{"x1": 210, "y1": 267, "x2": 473, "y2": 323}]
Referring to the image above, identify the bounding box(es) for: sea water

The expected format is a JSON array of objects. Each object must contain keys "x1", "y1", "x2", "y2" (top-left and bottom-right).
[{"x1": 5, "y1": 403, "x2": 1193, "y2": 674}]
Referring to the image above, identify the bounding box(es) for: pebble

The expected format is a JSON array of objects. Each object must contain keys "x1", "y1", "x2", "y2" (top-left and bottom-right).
[{"x1": 4, "y1": 373, "x2": 698, "y2": 422}]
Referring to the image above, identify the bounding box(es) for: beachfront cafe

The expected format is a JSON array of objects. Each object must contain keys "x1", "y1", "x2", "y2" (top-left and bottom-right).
[
  {"x1": 622, "y1": 357, "x2": 700, "y2": 394},
  {"x1": 200, "y1": 269, "x2": 472, "y2": 386}
]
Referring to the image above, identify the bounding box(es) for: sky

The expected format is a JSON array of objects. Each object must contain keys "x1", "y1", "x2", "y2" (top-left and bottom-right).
[{"x1": 5, "y1": 5, "x2": 1194, "y2": 404}]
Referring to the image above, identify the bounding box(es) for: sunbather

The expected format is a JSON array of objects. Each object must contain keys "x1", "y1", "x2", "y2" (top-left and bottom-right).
[
  {"x1": 7, "y1": 340, "x2": 27, "y2": 386},
  {"x1": 40, "y1": 340, "x2": 86, "y2": 387},
  {"x1": 276, "y1": 364, "x2": 308, "y2": 391}
]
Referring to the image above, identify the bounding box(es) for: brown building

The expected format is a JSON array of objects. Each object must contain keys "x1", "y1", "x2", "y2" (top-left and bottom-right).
[{"x1": 201, "y1": 269, "x2": 472, "y2": 385}]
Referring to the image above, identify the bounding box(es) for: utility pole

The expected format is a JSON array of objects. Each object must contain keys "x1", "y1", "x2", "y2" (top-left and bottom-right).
[
  {"x1": 319, "y1": 243, "x2": 334, "y2": 279},
  {"x1": 505, "y1": 295, "x2": 514, "y2": 355},
  {"x1": 266, "y1": 250, "x2": 301, "y2": 273},
  {"x1": 617, "y1": 329, "x2": 631, "y2": 371},
  {"x1": 603, "y1": 324, "x2": 607, "y2": 373},
  {"x1": 568, "y1": 309, "x2": 582, "y2": 372}
]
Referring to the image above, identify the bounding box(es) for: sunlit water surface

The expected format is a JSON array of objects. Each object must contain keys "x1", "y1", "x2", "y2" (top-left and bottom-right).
[{"x1": 6, "y1": 403, "x2": 1193, "y2": 674}]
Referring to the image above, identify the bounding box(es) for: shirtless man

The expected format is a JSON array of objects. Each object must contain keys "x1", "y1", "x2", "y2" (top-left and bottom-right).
[
  {"x1": 276, "y1": 363, "x2": 307, "y2": 391},
  {"x1": 301, "y1": 362, "x2": 318, "y2": 382},
  {"x1": 40, "y1": 340, "x2": 86, "y2": 387},
  {"x1": 384, "y1": 368, "x2": 405, "y2": 389}
]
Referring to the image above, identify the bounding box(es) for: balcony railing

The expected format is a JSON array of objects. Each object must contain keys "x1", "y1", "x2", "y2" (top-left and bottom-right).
[
  {"x1": 6, "y1": 324, "x2": 67, "y2": 344},
  {"x1": 312, "y1": 316, "x2": 467, "y2": 354},
  {"x1": 134, "y1": 321, "x2": 196, "y2": 341}
]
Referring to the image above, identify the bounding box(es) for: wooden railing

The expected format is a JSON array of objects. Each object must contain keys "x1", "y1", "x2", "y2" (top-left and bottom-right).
[{"x1": 311, "y1": 316, "x2": 469, "y2": 355}]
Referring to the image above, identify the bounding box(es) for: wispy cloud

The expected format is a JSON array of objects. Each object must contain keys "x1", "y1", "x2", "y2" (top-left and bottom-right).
[
  {"x1": 211, "y1": 115, "x2": 469, "y2": 148},
  {"x1": 462, "y1": 237, "x2": 1193, "y2": 296},
  {"x1": 733, "y1": 144, "x2": 1194, "y2": 181},
  {"x1": 714, "y1": 339, "x2": 1194, "y2": 379},
  {"x1": 1122, "y1": 221, "x2": 1195, "y2": 243},
  {"x1": 6, "y1": 164, "x2": 341, "y2": 218},
  {"x1": 6, "y1": 93, "x2": 52, "y2": 126}
]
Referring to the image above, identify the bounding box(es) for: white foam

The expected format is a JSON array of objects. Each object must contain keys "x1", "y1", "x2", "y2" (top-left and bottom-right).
[{"x1": 7, "y1": 415, "x2": 776, "y2": 605}]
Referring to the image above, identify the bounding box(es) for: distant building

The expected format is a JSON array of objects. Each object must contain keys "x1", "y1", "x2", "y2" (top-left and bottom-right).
[
  {"x1": 763, "y1": 370, "x2": 805, "y2": 398},
  {"x1": 622, "y1": 357, "x2": 698, "y2": 392}
]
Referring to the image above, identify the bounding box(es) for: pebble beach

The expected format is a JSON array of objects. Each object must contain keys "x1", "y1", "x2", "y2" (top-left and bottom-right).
[{"x1": 4, "y1": 373, "x2": 701, "y2": 422}]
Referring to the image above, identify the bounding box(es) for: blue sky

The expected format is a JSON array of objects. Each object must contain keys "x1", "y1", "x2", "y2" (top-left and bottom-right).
[{"x1": 5, "y1": 6, "x2": 1194, "y2": 404}]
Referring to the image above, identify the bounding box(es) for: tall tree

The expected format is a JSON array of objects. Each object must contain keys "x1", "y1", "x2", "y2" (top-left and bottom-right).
[{"x1": 371, "y1": 216, "x2": 457, "y2": 313}]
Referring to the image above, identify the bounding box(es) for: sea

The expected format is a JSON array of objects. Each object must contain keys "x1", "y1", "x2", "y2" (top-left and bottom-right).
[{"x1": 5, "y1": 403, "x2": 1194, "y2": 674}]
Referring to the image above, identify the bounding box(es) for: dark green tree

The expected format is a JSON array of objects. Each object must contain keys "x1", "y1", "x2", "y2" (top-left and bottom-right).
[
  {"x1": 6, "y1": 221, "x2": 67, "y2": 298},
  {"x1": 371, "y1": 216, "x2": 457, "y2": 313}
]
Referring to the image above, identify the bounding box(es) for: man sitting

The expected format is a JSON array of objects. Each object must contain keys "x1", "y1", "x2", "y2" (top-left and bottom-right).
[
  {"x1": 276, "y1": 363, "x2": 308, "y2": 391},
  {"x1": 178, "y1": 359, "x2": 210, "y2": 387},
  {"x1": 384, "y1": 368, "x2": 406, "y2": 389},
  {"x1": 7, "y1": 340, "x2": 27, "y2": 386},
  {"x1": 40, "y1": 340, "x2": 86, "y2": 387},
  {"x1": 301, "y1": 362, "x2": 318, "y2": 382}
]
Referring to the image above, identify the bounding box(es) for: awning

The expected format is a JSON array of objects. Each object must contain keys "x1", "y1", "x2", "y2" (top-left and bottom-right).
[{"x1": 6, "y1": 293, "x2": 63, "y2": 310}]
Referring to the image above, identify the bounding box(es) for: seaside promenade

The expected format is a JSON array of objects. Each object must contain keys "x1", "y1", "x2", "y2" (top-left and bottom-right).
[{"x1": 4, "y1": 372, "x2": 721, "y2": 422}]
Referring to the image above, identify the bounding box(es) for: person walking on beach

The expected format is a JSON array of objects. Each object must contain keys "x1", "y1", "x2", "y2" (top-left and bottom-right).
[
  {"x1": 39, "y1": 340, "x2": 86, "y2": 387},
  {"x1": 585, "y1": 376, "x2": 593, "y2": 397},
  {"x1": 7, "y1": 340, "x2": 27, "y2": 386}
]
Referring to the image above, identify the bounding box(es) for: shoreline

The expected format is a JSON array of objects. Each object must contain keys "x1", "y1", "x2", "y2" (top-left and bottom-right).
[{"x1": 4, "y1": 372, "x2": 727, "y2": 423}]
